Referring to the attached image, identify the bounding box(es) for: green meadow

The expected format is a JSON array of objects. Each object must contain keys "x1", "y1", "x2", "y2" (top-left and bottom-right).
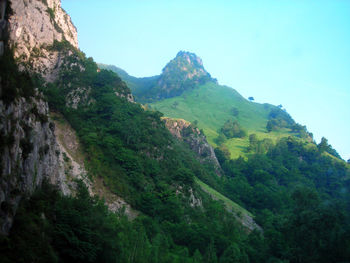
[{"x1": 151, "y1": 82, "x2": 293, "y2": 158}]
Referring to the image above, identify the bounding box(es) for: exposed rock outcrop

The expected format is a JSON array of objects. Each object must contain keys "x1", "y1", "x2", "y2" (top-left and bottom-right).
[
  {"x1": 8, "y1": 0, "x2": 78, "y2": 81},
  {"x1": 158, "y1": 51, "x2": 212, "y2": 94},
  {"x1": 0, "y1": 93, "x2": 65, "y2": 234},
  {"x1": 0, "y1": 0, "x2": 79, "y2": 234},
  {"x1": 53, "y1": 113, "x2": 138, "y2": 220},
  {"x1": 163, "y1": 117, "x2": 222, "y2": 176}
]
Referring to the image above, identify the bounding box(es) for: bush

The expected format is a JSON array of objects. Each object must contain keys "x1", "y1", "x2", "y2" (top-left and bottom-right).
[{"x1": 221, "y1": 120, "x2": 247, "y2": 138}]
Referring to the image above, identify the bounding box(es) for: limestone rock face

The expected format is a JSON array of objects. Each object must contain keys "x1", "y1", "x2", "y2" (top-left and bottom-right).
[
  {"x1": 163, "y1": 117, "x2": 222, "y2": 176},
  {"x1": 0, "y1": 93, "x2": 66, "y2": 234},
  {"x1": 8, "y1": 0, "x2": 78, "y2": 81},
  {"x1": 0, "y1": 0, "x2": 79, "y2": 234}
]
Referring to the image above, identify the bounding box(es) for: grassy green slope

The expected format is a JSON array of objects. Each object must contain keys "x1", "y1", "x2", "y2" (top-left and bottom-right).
[{"x1": 151, "y1": 82, "x2": 292, "y2": 158}]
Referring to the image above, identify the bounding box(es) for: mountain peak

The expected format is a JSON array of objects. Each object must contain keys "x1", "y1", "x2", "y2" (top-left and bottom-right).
[
  {"x1": 175, "y1": 51, "x2": 204, "y2": 67},
  {"x1": 156, "y1": 51, "x2": 212, "y2": 99},
  {"x1": 163, "y1": 50, "x2": 208, "y2": 76}
]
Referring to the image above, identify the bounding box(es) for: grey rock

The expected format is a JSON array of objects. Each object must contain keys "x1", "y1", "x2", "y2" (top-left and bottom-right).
[
  {"x1": 0, "y1": 94, "x2": 65, "y2": 234},
  {"x1": 8, "y1": 0, "x2": 78, "y2": 82},
  {"x1": 163, "y1": 117, "x2": 222, "y2": 176}
]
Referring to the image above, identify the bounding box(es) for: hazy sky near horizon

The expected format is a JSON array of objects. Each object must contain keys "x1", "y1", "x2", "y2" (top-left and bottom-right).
[{"x1": 62, "y1": 0, "x2": 350, "y2": 160}]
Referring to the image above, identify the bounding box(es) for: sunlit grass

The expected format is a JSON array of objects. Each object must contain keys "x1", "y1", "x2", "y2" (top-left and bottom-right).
[{"x1": 151, "y1": 82, "x2": 293, "y2": 158}]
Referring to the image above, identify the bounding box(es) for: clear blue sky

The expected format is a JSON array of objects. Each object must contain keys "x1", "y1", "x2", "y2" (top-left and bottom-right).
[{"x1": 62, "y1": 0, "x2": 350, "y2": 160}]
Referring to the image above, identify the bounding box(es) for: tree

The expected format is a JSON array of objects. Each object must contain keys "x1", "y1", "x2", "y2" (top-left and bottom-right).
[
  {"x1": 214, "y1": 133, "x2": 227, "y2": 145},
  {"x1": 221, "y1": 120, "x2": 247, "y2": 138},
  {"x1": 205, "y1": 239, "x2": 218, "y2": 263},
  {"x1": 172, "y1": 101, "x2": 179, "y2": 109},
  {"x1": 219, "y1": 244, "x2": 248, "y2": 263},
  {"x1": 348, "y1": 159, "x2": 350, "y2": 164},
  {"x1": 248, "y1": 134, "x2": 258, "y2": 152},
  {"x1": 318, "y1": 137, "x2": 329, "y2": 153},
  {"x1": 193, "y1": 249, "x2": 203, "y2": 263},
  {"x1": 266, "y1": 120, "x2": 274, "y2": 132},
  {"x1": 230, "y1": 107, "x2": 239, "y2": 117},
  {"x1": 248, "y1": 96, "x2": 254, "y2": 101},
  {"x1": 215, "y1": 146, "x2": 231, "y2": 164}
]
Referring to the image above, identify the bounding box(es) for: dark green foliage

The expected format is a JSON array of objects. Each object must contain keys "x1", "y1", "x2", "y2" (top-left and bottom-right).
[
  {"x1": 57, "y1": 50, "x2": 350, "y2": 261},
  {"x1": 219, "y1": 243, "x2": 249, "y2": 263},
  {"x1": 214, "y1": 146, "x2": 231, "y2": 165},
  {"x1": 230, "y1": 107, "x2": 239, "y2": 117},
  {"x1": 98, "y1": 63, "x2": 159, "y2": 103},
  {"x1": 318, "y1": 137, "x2": 342, "y2": 159},
  {"x1": 291, "y1": 123, "x2": 310, "y2": 139},
  {"x1": 214, "y1": 133, "x2": 227, "y2": 145},
  {"x1": 266, "y1": 108, "x2": 294, "y2": 132},
  {"x1": 248, "y1": 135, "x2": 273, "y2": 154},
  {"x1": 217, "y1": 136, "x2": 350, "y2": 262},
  {"x1": 46, "y1": 40, "x2": 72, "y2": 52},
  {"x1": 248, "y1": 134, "x2": 258, "y2": 152},
  {"x1": 0, "y1": 180, "x2": 253, "y2": 263},
  {"x1": 220, "y1": 120, "x2": 247, "y2": 138},
  {"x1": 0, "y1": 182, "x2": 155, "y2": 262},
  {"x1": 28, "y1": 49, "x2": 254, "y2": 262},
  {"x1": 46, "y1": 8, "x2": 55, "y2": 21}
]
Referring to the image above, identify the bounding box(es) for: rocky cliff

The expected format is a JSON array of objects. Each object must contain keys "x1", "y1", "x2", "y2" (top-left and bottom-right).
[
  {"x1": 163, "y1": 117, "x2": 222, "y2": 176},
  {"x1": 0, "y1": 89, "x2": 65, "y2": 234},
  {"x1": 8, "y1": 0, "x2": 78, "y2": 82},
  {"x1": 0, "y1": 0, "x2": 80, "y2": 234}
]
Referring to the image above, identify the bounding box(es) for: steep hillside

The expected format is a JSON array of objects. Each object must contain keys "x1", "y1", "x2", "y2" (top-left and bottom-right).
[
  {"x1": 151, "y1": 82, "x2": 301, "y2": 158},
  {"x1": 104, "y1": 52, "x2": 315, "y2": 159},
  {"x1": 1, "y1": 2, "x2": 260, "y2": 261},
  {"x1": 2, "y1": 41, "x2": 259, "y2": 261}
]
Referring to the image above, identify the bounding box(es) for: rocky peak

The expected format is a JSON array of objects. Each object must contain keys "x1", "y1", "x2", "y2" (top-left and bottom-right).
[
  {"x1": 161, "y1": 51, "x2": 211, "y2": 83},
  {"x1": 165, "y1": 51, "x2": 207, "y2": 74},
  {"x1": 156, "y1": 51, "x2": 213, "y2": 99},
  {"x1": 8, "y1": 0, "x2": 78, "y2": 81}
]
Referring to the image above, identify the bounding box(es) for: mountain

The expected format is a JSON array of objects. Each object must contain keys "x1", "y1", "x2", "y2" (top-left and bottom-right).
[
  {"x1": 1, "y1": 1, "x2": 350, "y2": 262},
  {"x1": 99, "y1": 51, "x2": 215, "y2": 103},
  {"x1": 103, "y1": 53, "x2": 314, "y2": 159},
  {"x1": 1, "y1": 1, "x2": 260, "y2": 261}
]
